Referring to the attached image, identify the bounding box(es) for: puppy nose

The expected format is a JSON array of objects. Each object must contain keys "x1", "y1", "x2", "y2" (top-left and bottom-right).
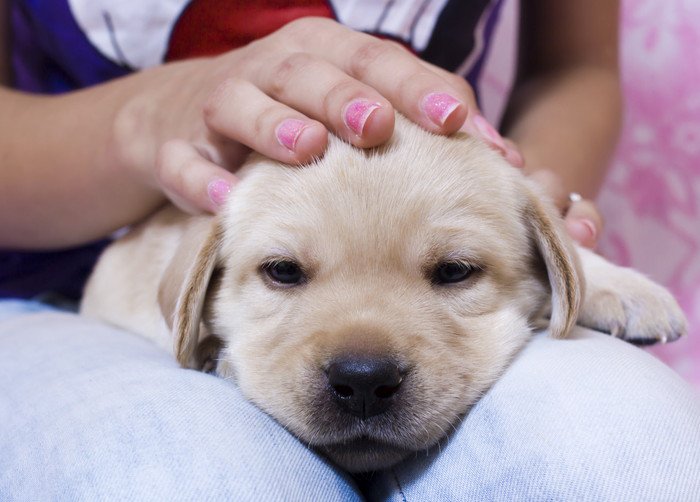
[{"x1": 327, "y1": 356, "x2": 402, "y2": 419}]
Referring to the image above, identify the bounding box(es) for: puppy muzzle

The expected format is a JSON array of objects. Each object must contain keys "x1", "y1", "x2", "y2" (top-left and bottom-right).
[{"x1": 326, "y1": 355, "x2": 403, "y2": 420}]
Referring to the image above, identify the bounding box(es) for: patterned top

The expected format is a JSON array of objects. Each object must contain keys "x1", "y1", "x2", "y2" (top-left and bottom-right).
[
  {"x1": 597, "y1": 0, "x2": 700, "y2": 387},
  {"x1": 2, "y1": 0, "x2": 505, "y2": 299}
]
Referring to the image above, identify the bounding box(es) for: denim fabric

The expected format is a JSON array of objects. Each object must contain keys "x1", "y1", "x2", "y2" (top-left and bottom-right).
[
  {"x1": 368, "y1": 330, "x2": 700, "y2": 501},
  {"x1": 0, "y1": 303, "x2": 359, "y2": 501},
  {"x1": 1, "y1": 300, "x2": 699, "y2": 501},
  {"x1": 0, "y1": 298, "x2": 59, "y2": 321}
]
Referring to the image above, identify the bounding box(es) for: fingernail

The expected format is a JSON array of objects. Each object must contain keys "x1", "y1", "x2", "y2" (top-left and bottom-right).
[
  {"x1": 344, "y1": 99, "x2": 382, "y2": 136},
  {"x1": 207, "y1": 179, "x2": 232, "y2": 207},
  {"x1": 472, "y1": 114, "x2": 507, "y2": 152},
  {"x1": 568, "y1": 218, "x2": 597, "y2": 246},
  {"x1": 421, "y1": 92, "x2": 461, "y2": 126},
  {"x1": 504, "y1": 143, "x2": 524, "y2": 167},
  {"x1": 276, "y1": 118, "x2": 308, "y2": 152},
  {"x1": 580, "y1": 218, "x2": 597, "y2": 239}
]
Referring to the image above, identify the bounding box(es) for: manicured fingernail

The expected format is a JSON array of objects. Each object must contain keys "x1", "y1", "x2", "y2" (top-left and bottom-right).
[
  {"x1": 504, "y1": 142, "x2": 524, "y2": 167},
  {"x1": 422, "y1": 92, "x2": 461, "y2": 126},
  {"x1": 473, "y1": 114, "x2": 507, "y2": 151},
  {"x1": 276, "y1": 118, "x2": 308, "y2": 152},
  {"x1": 568, "y1": 218, "x2": 597, "y2": 245},
  {"x1": 580, "y1": 218, "x2": 597, "y2": 239},
  {"x1": 207, "y1": 179, "x2": 231, "y2": 207},
  {"x1": 344, "y1": 99, "x2": 382, "y2": 136}
]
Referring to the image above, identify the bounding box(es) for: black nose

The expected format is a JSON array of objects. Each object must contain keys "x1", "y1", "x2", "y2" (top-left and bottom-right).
[{"x1": 327, "y1": 356, "x2": 402, "y2": 419}]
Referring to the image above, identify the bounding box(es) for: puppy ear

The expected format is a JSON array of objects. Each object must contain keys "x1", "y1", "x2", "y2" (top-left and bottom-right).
[
  {"x1": 523, "y1": 182, "x2": 584, "y2": 338},
  {"x1": 158, "y1": 217, "x2": 222, "y2": 368}
]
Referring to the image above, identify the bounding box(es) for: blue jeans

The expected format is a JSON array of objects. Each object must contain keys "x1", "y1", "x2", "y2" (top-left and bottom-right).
[{"x1": 1, "y1": 300, "x2": 699, "y2": 501}]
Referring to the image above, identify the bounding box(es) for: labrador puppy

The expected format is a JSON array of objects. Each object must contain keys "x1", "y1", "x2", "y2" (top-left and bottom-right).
[{"x1": 81, "y1": 115, "x2": 686, "y2": 472}]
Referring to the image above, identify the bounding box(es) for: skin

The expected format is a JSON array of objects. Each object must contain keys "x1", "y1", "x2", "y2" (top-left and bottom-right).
[
  {"x1": 0, "y1": 3, "x2": 619, "y2": 250},
  {"x1": 0, "y1": 2, "x2": 7, "y2": 84},
  {"x1": 505, "y1": 0, "x2": 621, "y2": 248}
]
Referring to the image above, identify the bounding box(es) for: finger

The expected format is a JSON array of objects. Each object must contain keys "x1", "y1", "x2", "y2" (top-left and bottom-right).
[
  {"x1": 460, "y1": 114, "x2": 511, "y2": 157},
  {"x1": 502, "y1": 138, "x2": 525, "y2": 168},
  {"x1": 387, "y1": 38, "x2": 480, "y2": 106},
  {"x1": 565, "y1": 198, "x2": 603, "y2": 249},
  {"x1": 419, "y1": 53, "x2": 516, "y2": 161},
  {"x1": 419, "y1": 56, "x2": 517, "y2": 162},
  {"x1": 156, "y1": 139, "x2": 239, "y2": 214},
  {"x1": 204, "y1": 77, "x2": 328, "y2": 163},
  {"x1": 528, "y1": 169, "x2": 569, "y2": 210},
  {"x1": 287, "y1": 19, "x2": 471, "y2": 134},
  {"x1": 416, "y1": 56, "x2": 481, "y2": 111},
  {"x1": 251, "y1": 51, "x2": 395, "y2": 147}
]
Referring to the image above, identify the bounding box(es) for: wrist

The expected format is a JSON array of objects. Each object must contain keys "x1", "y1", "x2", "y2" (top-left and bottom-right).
[
  {"x1": 108, "y1": 59, "x2": 216, "y2": 187},
  {"x1": 109, "y1": 78, "x2": 164, "y2": 187}
]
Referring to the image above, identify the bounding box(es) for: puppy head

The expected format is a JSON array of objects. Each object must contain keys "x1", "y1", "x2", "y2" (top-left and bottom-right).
[{"x1": 159, "y1": 117, "x2": 582, "y2": 472}]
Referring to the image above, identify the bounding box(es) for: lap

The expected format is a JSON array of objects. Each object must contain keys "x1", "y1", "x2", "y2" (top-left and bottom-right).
[
  {"x1": 3, "y1": 302, "x2": 698, "y2": 501},
  {"x1": 368, "y1": 328, "x2": 700, "y2": 501},
  {"x1": 0, "y1": 304, "x2": 359, "y2": 501}
]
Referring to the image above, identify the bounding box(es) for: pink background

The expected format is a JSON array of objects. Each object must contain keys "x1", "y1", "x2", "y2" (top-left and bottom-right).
[{"x1": 481, "y1": 0, "x2": 700, "y2": 389}]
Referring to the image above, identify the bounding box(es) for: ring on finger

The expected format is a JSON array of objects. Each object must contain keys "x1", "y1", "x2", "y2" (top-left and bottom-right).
[{"x1": 568, "y1": 192, "x2": 583, "y2": 204}]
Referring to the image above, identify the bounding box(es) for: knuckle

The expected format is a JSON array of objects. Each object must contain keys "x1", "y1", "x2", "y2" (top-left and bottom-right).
[
  {"x1": 267, "y1": 52, "x2": 315, "y2": 97},
  {"x1": 445, "y1": 73, "x2": 475, "y2": 100},
  {"x1": 253, "y1": 104, "x2": 281, "y2": 139},
  {"x1": 349, "y1": 40, "x2": 395, "y2": 80},
  {"x1": 155, "y1": 140, "x2": 191, "y2": 194},
  {"x1": 153, "y1": 142, "x2": 173, "y2": 186},
  {"x1": 421, "y1": 61, "x2": 477, "y2": 105},
  {"x1": 277, "y1": 17, "x2": 333, "y2": 40},
  {"x1": 384, "y1": 40, "x2": 411, "y2": 53},
  {"x1": 203, "y1": 77, "x2": 242, "y2": 124},
  {"x1": 154, "y1": 141, "x2": 178, "y2": 187},
  {"x1": 394, "y1": 70, "x2": 435, "y2": 101},
  {"x1": 321, "y1": 79, "x2": 362, "y2": 118}
]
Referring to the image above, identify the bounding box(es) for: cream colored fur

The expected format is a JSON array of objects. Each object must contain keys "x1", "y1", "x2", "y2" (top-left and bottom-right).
[{"x1": 81, "y1": 116, "x2": 687, "y2": 472}]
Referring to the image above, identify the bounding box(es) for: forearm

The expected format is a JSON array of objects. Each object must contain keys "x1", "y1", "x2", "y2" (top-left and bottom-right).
[
  {"x1": 503, "y1": 65, "x2": 622, "y2": 200},
  {"x1": 0, "y1": 2, "x2": 8, "y2": 85},
  {"x1": 0, "y1": 57, "x2": 219, "y2": 249},
  {"x1": 0, "y1": 85, "x2": 164, "y2": 249}
]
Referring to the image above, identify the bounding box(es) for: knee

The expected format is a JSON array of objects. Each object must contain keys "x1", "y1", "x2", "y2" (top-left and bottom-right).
[
  {"x1": 371, "y1": 330, "x2": 700, "y2": 500},
  {"x1": 0, "y1": 313, "x2": 360, "y2": 500}
]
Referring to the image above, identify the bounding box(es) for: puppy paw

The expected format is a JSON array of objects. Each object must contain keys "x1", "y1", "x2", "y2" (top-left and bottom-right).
[{"x1": 577, "y1": 248, "x2": 688, "y2": 345}]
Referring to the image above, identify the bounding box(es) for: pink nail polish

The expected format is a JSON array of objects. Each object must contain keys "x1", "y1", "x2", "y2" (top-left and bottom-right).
[
  {"x1": 344, "y1": 99, "x2": 381, "y2": 136},
  {"x1": 579, "y1": 218, "x2": 597, "y2": 239},
  {"x1": 567, "y1": 218, "x2": 597, "y2": 246},
  {"x1": 276, "y1": 119, "x2": 307, "y2": 152},
  {"x1": 207, "y1": 179, "x2": 231, "y2": 207},
  {"x1": 504, "y1": 143, "x2": 525, "y2": 167},
  {"x1": 422, "y1": 92, "x2": 461, "y2": 126},
  {"x1": 473, "y1": 114, "x2": 507, "y2": 151}
]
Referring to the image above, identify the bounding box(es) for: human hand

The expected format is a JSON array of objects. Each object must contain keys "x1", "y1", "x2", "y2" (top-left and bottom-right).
[
  {"x1": 528, "y1": 170, "x2": 603, "y2": 249},
  {"x1": 113, "y1": 17, "x2": 515, "y2": 214},
  {"x1": 564, "y1": 195, "x2": 602, "y2": 249}
]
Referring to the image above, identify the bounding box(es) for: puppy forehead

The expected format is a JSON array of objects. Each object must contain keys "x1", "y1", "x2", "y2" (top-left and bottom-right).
[{"x1": 222, "y1": 124, "x2": 526, "y2": 260}]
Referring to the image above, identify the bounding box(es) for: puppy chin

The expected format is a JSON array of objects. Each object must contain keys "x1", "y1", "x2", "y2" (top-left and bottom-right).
[{"x1": 319, "y1": 438, "x2": 412, "y2": 473}]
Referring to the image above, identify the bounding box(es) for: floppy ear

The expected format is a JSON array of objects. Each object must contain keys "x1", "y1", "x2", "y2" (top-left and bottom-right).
[
  {"x1": 523, "y1": 182, "x2": 584, "y2": 339},
  {"x1": 158, "y1": 216, "x2": 222, "y2": 368}
]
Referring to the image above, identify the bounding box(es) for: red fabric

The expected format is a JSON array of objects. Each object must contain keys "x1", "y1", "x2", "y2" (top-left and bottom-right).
[{"x1": 166, "y1": 1, "x2": 335, "y2": 61}]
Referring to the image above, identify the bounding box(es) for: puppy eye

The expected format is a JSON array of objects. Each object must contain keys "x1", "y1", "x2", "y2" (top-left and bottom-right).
[
  {"x1": 262, "y1": 260, "x2": 305, "y2": 286},
  {"x1": 432, "y1": 261, "x2": 474, "y2": 285}
]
